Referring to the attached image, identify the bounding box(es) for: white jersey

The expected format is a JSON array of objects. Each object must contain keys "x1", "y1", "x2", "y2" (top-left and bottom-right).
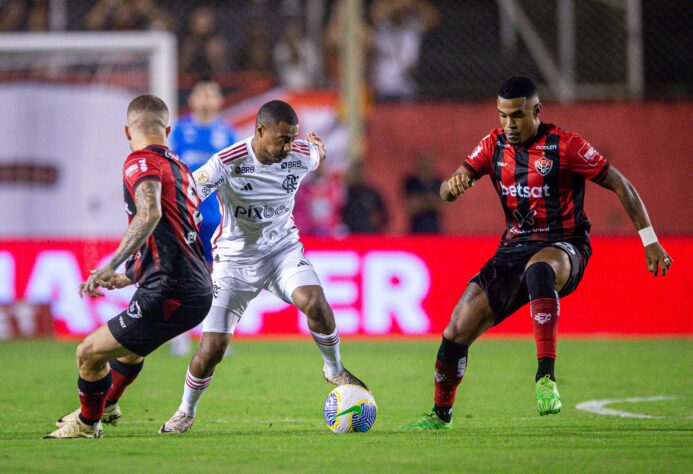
[{"x1": 194, "y1": 136, "x2": 320, "y2": 264}]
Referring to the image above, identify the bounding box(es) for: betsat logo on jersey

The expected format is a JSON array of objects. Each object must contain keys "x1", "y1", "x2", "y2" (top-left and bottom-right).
[
  {"x1": 500, "y1": 183, "x2": 550, "y2": 198},
  {"x1": 323, "y1": 385, "x2": 377, "y2": 433}
]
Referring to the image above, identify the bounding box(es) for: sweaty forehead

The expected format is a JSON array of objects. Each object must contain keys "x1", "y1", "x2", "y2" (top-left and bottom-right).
[
  {"x1": 497, "y1": 95, "x2": 538, "y2": 113},
  {"x1": 272, "y1": 121, "x2": 299, "y2": 137}
]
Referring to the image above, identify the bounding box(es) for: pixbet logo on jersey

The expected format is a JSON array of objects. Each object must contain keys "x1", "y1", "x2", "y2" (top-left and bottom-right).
[{"x1": 234, "y1": 203, "x2": 290, "y2": 220}]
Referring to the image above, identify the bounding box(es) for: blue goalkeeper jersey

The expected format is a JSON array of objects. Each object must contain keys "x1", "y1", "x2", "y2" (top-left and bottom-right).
[{"x1": 170, "y1": 115, "x2": 237, "y2": 227}]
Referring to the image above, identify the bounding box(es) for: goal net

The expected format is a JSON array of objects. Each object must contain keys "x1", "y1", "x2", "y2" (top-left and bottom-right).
[{"x1": 0, "y1": 31, "x2": 176, "y2": 237}]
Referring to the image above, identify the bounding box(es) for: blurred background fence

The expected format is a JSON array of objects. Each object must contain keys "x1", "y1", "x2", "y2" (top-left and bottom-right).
[{"x1": 1, "y1": 0, "x2": 691, "y2": 100}]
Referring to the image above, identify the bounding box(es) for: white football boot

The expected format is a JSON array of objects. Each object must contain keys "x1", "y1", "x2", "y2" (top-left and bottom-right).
[
  {"x1": 159, "y1": 410, "x2": 195, "y2": 434},
  {"x1": 44, "y1": 418, "x2": 103, "y2": 439},
  {"x1": 56, "y1": 403, "x2": 122, "y2": 428}
]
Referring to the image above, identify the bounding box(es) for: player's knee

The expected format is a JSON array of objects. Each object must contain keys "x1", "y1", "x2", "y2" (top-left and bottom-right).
[
  {"x1": 76, "y1": 341, "x2": 108, "y2": 371},
  {"x1": 76, "y1": 340, "x2": 94, "y2": 365},
  {"x1": 444, "y1": 285, "x2": 494, "y2": 343},
  {"x1": 299, "y1": 293, "x2": 330, "y2": 321}
]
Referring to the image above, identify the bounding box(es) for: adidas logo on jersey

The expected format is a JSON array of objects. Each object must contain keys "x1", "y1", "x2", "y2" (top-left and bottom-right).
[
  {"x1": 297, "y1": 260, "x2": 310, "y2": 267},
  {"x1": 240, "y1": 183, "x2": 253, "y2": 191}
]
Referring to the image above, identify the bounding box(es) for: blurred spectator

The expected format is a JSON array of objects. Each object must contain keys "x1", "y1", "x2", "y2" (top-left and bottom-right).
[
  {"x1": 179, "y1": 5, "x2": 231, "y2": 74},
  {"x1": 273, "y1": 18, "x2": 319, "y2": 90},
  {"x1": 236, "y1": 20, "x2": 275, "y2": 77},
  {"x1": 324, "y1": 0, "x2": 374, "y2": 87},
  {"x1": 403, "y1": 153, "x2": 443, "y2": 233},
  {"x1": 85, "y1": 0, "x2": 172, "y2": 31},
  {"x1": 0, "y1": 0, "x2": 48, "y2": 31},
  {"x1": 170, "y1": 78, "x2": 236, "y2": 264},
  {"x1": 294, "y1": 165, "x2": 346, "y2": 237},
  {"x1": 342, "y1": 167, "x2": 389, "y2": 233},
  {"x1": 369, "y1": 0, "x2": 440, "y2": 101},
  {"x1": 168, "y1": 78, "x2": 236, "y2": 357}
]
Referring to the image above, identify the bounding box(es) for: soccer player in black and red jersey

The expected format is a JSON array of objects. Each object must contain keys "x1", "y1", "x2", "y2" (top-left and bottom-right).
[
  {"x1": 404, "y1": 77, "x2": 673, "y2": 430},
  {"x1": 44, "y1": 95, "x2": 213, "y2": 438}
]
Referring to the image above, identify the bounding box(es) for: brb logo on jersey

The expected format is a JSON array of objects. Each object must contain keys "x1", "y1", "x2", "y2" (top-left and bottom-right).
[
  {"x1": 281, "y1": 160, "x2": 303, "y2": 170},
  {"x1": 234, "y1": 165, "x2": 255, "y2": 174},
  {"x1": 282, "y1": 174, "x2": 298, "y2": 193}
]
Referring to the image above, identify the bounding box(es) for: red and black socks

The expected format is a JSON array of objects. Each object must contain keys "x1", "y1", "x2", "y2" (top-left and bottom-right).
[
  {"x1": 433, "y1": 336, "x2": 469, "y2": 423},
  {"x1": 78, "y1": 372, "x2": 112, "y2": 425},
  {"x1": 526, "y1": 262, "x2": 559, "y2": 382},
  {"x1": 106, "y1": 359, "x2": 144, "y2": 406}
]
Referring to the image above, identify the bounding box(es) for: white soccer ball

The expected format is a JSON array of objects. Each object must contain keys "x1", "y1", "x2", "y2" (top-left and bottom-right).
[{"x1": 323, "y1": 384, "x2": 377, "y2": 433}]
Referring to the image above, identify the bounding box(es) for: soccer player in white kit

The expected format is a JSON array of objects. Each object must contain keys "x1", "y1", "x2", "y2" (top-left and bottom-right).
[{"x1": 160, "y1": 100, "x2": 368, "y2": 433}]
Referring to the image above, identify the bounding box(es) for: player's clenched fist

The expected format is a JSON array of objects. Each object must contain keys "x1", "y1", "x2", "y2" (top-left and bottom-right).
[
  {"x1": 447, "y1": 173, "x2": 475, "y2": 199},
  {"x1": 306, "y1": 132, "x2": 326, "y2": 162}
]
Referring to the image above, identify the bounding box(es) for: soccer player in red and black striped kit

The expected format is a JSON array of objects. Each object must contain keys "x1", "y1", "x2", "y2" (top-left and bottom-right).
[
  {"x1": 404, "y1": 77, "x2": 673, "y2": 430},
  {"x1": 44, "y1": 95, "x2": 212, "y2": 438}
]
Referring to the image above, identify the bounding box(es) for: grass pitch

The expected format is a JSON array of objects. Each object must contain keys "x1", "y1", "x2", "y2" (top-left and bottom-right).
[{"x1": 1, "y1": 338, "x2": 691, "y2": 473}]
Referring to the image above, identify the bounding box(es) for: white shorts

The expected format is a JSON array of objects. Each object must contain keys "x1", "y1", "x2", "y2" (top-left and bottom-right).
[{"x1": 202, "y1": 241, "x2": 321, "y2": 334}]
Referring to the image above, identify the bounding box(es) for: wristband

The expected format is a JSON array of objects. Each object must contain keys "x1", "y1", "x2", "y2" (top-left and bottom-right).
[{"x1": 638, "y1": 226, "x2": 658, "y2": 247}]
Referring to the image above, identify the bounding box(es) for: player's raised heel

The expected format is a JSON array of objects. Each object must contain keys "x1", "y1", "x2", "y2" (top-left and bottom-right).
[
  {"x1": 323, "y1": 366, "x2": 369, "y2": 391},
  {"x1": 536, "y1": 374, "x2": 562, "y2": 415},
  {"x1": 159, "y1": 410, "x2": 195, "y2": 434},
  {"x1": 44, "y1": 419, "x2": 103, "y2": 439},
  {"x1": 56, "y1": 403, "x2": 122, "y2": 428},
  {"x1": 401, "y1": 412, "x2": 452, "y2": 430}
]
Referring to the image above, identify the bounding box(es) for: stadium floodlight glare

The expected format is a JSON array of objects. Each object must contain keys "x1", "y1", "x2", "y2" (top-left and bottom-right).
[{"x1": 0, "y1": 31, "x2": 177, "y2": 118}]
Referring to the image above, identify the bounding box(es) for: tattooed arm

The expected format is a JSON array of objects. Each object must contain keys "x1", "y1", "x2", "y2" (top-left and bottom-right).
[
  {"x1": 80, "y1": 180, "x2": 162, "y2": 297},
  {"x1": 596, "y1": 166, "x2": 672, "y2": 277}
]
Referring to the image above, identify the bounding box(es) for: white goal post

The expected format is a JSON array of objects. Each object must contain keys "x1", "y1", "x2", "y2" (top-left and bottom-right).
[{"x1": 0, "y1": 31, "x2": 177, "y2": 118}]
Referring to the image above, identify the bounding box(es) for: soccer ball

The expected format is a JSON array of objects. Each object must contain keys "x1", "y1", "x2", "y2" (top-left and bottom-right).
[{"x1": 323, "y1": 384, "x2": 377, "y2": 433}]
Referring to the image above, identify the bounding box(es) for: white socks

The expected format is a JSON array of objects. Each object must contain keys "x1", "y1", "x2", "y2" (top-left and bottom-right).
[
  {"x1": 310, "y1": 329, "x2": 344, "y2": 378},
  {"x1": 178, "y1": 368, "x2": 213, "y2": 417}
]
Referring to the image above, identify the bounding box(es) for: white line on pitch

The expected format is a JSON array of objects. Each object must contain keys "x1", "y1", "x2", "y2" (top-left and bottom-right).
[{"x1": 575, "y1": 395, "x2": 678, "y2": 419}]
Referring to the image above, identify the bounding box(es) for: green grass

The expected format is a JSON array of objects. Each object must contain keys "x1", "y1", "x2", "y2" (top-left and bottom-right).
[{"x1": 1, "y1": 339, "x2": 691, "y2": 473}]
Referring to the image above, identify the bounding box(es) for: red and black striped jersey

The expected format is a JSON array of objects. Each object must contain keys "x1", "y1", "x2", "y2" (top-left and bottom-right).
[
  {"x1": 122, "y1": 145, "x2": 212, "y2": 292},
  {"x1": 463, "y1": 123, "x2": 610, "y2": 244}
]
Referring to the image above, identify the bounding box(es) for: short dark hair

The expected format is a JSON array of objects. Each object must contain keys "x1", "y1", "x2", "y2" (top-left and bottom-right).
[
  {"x1": 127, "y1": 94, "x2": 169, "y2": 118},
  {"x1": 127, "y1": 95, "x2": 169, "y2": 133},
  {"x1": 256, "y1": 100, "x2": 298, "y2": 128},
  {"x1": 498, "y1": 76, "x2": 538, "y2": 99}
]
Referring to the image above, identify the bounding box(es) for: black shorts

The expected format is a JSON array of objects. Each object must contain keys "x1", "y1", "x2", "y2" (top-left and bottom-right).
[
  {"x1": 107, "y1": 287, "x2": 212, "y2": 356},
  {"x1": 470, "y1": 240, "x2": 591, "y2": 324}
]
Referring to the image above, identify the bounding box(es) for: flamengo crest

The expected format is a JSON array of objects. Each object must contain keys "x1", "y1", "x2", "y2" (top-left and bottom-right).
[
  {"x1": 282, "y1": 174, "x2": 298, "y2": 193},
  {"x1": 534, "y1": 156, "x2": 553, "y2": 176}
]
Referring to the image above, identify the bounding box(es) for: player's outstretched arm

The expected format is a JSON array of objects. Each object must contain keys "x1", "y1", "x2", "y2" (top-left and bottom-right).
[
  {"x1": 595, "y1": 166, "x2": 673, "y2": 277},
  {"x1": 307, "y1": 132, "x2": 327, "y2": 163},
  {"x1": 80, "y1": 180, "x2": 161, "y2": 297},
  {"x1": 440, "y1": 165, "x2": 476, "y2": 202}
]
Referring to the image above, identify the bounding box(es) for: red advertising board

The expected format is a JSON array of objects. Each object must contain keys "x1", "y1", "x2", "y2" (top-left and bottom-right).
[{"x1": 0, "y1": 237, "x2": 690, "y2": 337}]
